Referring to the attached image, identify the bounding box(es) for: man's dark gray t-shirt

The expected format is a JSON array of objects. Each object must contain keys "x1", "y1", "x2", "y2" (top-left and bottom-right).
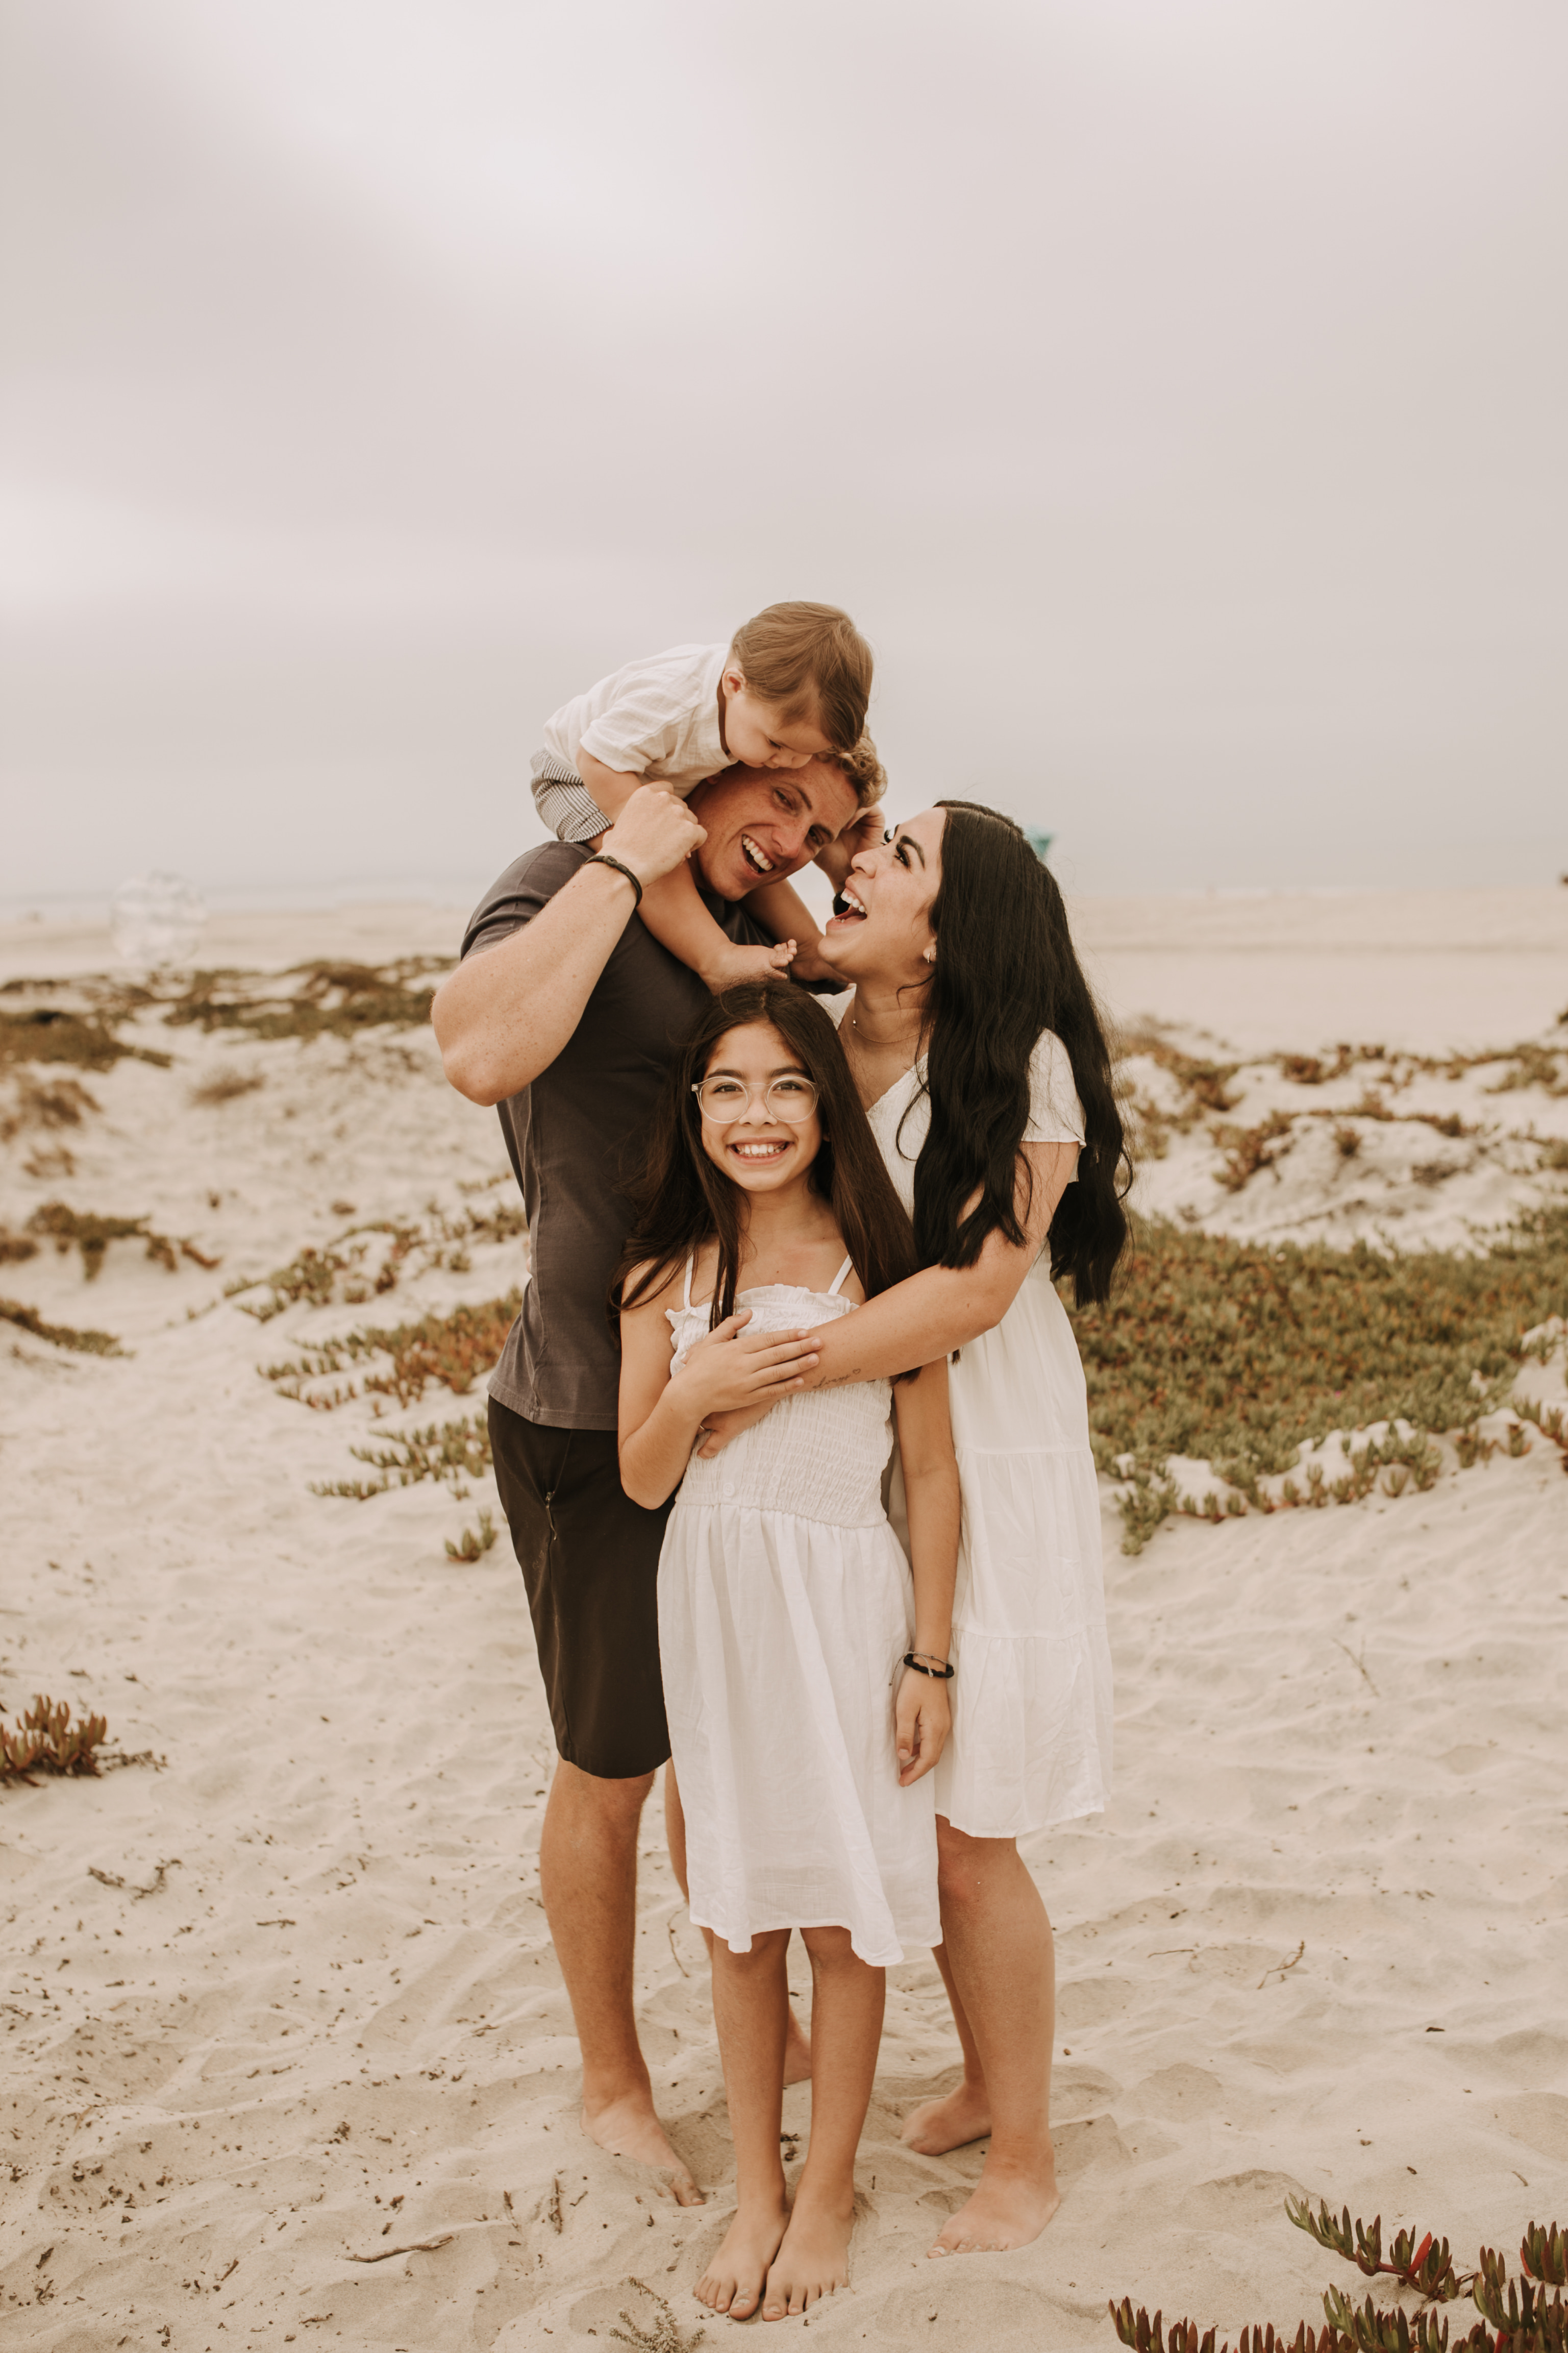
[{"x1": 463, "y1": 843, "x2": 765, "y2": 1431}]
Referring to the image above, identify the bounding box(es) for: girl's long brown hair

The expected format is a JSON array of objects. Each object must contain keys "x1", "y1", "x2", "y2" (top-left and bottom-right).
[{"x1": 615, "y1": 984, "x2": 917, "y2": 1349}]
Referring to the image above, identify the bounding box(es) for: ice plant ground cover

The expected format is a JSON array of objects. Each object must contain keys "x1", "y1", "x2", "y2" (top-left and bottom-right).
[{"x1": 1068, "y1": 1208, "x2": 1568, "y2": 1550}]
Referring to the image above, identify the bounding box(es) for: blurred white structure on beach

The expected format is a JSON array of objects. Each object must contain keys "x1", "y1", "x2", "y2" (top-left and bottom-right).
[{"x1": 110, "y1": 871, "x2": 208, "y2": 966}]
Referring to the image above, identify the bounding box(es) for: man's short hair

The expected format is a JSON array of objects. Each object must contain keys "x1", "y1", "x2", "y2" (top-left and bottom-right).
[{"x1": 824, "y1": 732, "x2": 887, "y2": 810}]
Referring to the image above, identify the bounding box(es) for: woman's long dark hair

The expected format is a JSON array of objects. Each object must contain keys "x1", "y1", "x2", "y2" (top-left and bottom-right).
[
  {"x1": 616, "y1": 982, "x2": 918, "y2": 1334},
  {"x1": 908, "y1": 800, "x2": 1130, "y2": 1305}
]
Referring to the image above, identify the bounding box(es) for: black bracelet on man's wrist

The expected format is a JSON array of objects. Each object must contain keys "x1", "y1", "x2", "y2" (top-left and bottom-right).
[{"x1": 582, "y1": 852, "x2": 644, "y2": 909}]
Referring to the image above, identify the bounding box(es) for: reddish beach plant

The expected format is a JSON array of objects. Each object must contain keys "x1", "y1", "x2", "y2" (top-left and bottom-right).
[
  {"x1": 0, "y1": 1002, "x2": 171, "y2": 1073},
  {"x1": 156, "y1": 957, "x2": 450, "y2": 1044},
  {"x1": 1, "y1": 1697, "x2": 110, "y2": 1782},
  {"x1": 1110, "y1": 2202, "x2": 1568, "y2": 2353},
  {"x1": 445, "y1": 1508, "x2": 498, "y2": 1562},
  {"x1": 311, "y1": 1412, "x2": 492, "y2": 1499},
  {"x1": 236, "y1": 1202, "x2": 524, "y2": 1321},
  {"x1": 0, "y1": 1297, "x2": 123, "y2": 1354},
  {"x1": 26, "y1": 1200, "x2": 219, "y2": 1280},
  {"x1": 0, "y1": 1071, "x2": 101, "y2": 1141},
  {"x1": 261, "y1": 1292, "x2": 520, "y2": 1410},
  {"x1": 1212, "y1": 1110, "x2": 1298, "y2": 1192}
]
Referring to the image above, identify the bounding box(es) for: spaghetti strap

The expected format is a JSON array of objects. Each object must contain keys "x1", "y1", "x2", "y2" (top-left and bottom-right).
[
  {"x1": 827, "y1": 1253, "x2": 854, "y2": 1297},
  {"x1": 682, "y1": 1253, "x2": 696, "y2": 1310}
]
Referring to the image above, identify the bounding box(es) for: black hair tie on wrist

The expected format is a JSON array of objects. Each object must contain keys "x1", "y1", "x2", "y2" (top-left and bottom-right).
[
  {"x1": 903, "y1": 1652, "x2": 955, "y2": 1680},
  {"x1": 583, "y1": 852, "x2": 643, "y2": 908}
]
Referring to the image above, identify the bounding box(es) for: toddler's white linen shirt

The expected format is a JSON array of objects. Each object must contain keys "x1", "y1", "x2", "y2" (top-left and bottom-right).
[{"x1": 543, "y1": 643, "x2": 729, "y2": 797}]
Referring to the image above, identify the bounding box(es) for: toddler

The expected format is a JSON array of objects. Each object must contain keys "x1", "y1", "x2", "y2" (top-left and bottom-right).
[{"x1": 531, "y1": 601, "x2": 874, "y2": 990}]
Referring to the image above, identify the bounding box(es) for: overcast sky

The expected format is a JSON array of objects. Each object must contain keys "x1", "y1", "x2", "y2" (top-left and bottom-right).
[{"x1": 4, "y1": 0, "x2": 1565, "y2": 909}]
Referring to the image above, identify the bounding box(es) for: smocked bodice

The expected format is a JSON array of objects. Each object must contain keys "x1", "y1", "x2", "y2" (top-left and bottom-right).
[{"x1": 667, "y1": 1284, "x2": 893, "y2": 1527}]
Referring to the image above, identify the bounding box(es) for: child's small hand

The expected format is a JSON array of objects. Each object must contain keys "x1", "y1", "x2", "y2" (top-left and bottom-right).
[
  {"x1": 673, "y1": 1308, "x2": 820, "y2": 1418},
  {"x1": 895, "y1": 1666, "x2": 952, "y2": 1786},
  {"x1": 599, "y1": 786, "x2": 706, "y2": 887},
  {"x1": 814, "y1": 805, "x2": 882, "y2": 891},
  {"x1": 698, "y1": 939, "x2": 797, "y2": 992}
]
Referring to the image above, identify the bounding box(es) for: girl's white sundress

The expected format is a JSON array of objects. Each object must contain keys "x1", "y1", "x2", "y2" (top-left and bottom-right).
[
  {"x1": 658, "y1": 1255, "x2": 940, "y2": 1969},
  {"x1": 826, "y1": 993, "x2": 1114, "y2": 1840}
]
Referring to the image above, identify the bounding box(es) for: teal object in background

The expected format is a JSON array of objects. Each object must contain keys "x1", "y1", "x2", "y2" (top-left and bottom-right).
[{"x1": 1024, "y1": 829, "x2": 1054, "y2": 864}]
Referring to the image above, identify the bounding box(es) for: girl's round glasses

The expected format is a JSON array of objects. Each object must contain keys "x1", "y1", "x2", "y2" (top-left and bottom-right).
[{"x1": 692, "y1": 1075, "x2": 819, "y2": 1124}]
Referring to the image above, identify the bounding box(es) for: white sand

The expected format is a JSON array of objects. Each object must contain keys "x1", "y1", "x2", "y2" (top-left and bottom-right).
[
  {"x1": 0, "y1": 904, "x2": 472, "y2": 989},
  {"x1": 1073, "y1": 887, "x2": 1568, "y2": 1057},
  {"x1": 2, "y1": 896, "x2": 1565, "y2": 2349}
]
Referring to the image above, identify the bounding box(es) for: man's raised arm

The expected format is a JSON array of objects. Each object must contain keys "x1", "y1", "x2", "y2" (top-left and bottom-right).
[{"x1": 432, "y1": 787, "x2": 705, "y2": 1106}]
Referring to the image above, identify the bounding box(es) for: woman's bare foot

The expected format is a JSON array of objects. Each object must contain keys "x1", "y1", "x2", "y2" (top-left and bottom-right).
[
  {"x1": 696, "y1": 2194, "x2": 790, "y2": 2319},
  {"x1": 582, "y1": 2089, "x2": 705, "y2": 2207},
  {"x1": 901, "y1": 2077, "x2": 990, "y2": 2155},
  {"x1": 783, "y1": 2003, "x2": 812, "y2": 2087},
  {"x1": 928, "y1": 2160, "x2": 1060, "y2": 2256},
  {"x1": 762, "y1": 2192, "x2": 854, "y2": 2318}
]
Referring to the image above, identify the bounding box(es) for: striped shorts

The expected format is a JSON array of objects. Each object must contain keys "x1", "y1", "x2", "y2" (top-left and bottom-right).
[{"x1": 529, "y1": 749, "x2": 612, "y2": 846}]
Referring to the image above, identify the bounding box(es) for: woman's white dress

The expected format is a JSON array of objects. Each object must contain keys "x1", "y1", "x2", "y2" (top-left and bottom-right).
[
  {"x1": 657, "y1": 1256, "x2": 940, "y2": 1968},
  {"x1": 826, "y1": 994, "x2": 1114, "y2": 1839}
]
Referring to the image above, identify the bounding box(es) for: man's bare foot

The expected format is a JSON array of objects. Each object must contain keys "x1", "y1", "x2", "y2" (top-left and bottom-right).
[
  {"x1": 581, "y1": 2090, "x2": 705, "y2": 2207},
  {"x1": 928, "y1": 2162, "x2": 1060, "y2": 2256},
  {"x1": 762, "y1": 2191, "x2": 854, "y2": 2319},
  {"x1": 783, "y1": 2004, "x2": 812, "y2": 2087},
  {"x1": 696, "y1": 2192, "x2": 790, "y2": 2319},
  {"x1": 901, "y1": 2077, "x2": 991, "y2": 2155}
]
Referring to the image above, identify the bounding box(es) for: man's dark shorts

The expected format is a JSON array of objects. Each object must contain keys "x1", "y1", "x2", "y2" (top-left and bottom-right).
[{"x1": 488, "y1": 1397, "x2": 674, "y2": 1780}]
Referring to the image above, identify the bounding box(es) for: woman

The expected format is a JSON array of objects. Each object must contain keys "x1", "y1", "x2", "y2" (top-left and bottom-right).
[{"x1": 694, "y1": 799, "x2": 1128, "y2": 2258}]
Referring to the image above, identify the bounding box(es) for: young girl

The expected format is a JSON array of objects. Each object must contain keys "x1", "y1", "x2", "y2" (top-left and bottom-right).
[
  {"x1": 532, "y1": 602, "x2": 877, "y2": 991},
  {"x1": 616, "y1": 981, "x2": 959, "y2": 2324}
]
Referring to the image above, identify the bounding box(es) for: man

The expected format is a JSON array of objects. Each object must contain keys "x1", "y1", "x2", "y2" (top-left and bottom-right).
[{"x1": 432, "y1": 755, "x2": 876, "y2": 2201}]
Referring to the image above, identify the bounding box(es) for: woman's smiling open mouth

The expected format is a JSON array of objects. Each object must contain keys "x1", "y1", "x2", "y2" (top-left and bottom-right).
[{"x1": 829, "y1": 883, "x2": 868, "y2": 924}]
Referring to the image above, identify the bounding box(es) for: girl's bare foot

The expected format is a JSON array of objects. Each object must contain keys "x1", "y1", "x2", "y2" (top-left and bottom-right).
[
  {"x1": 582, "y1": 2091, "x2": 705, "y2": 2207},
  {"x1": 928, "y1": 2160, "x2": 1060, "y2": 2256},
  {"x1": 762, "y1": 2192, "x2": 854, "y2": 2318},
  {"x1": 782, "y1": 2004, "x2": 812, "y2": 2087},
  {"x1": 696, "y1": 2194, "x2": 791, "y2": 2319},
  {"x1": 901, "y1": 2078, "x2": 990, "y2": 2155}
]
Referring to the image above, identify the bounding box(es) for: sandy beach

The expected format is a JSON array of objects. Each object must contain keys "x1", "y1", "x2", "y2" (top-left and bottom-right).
[{"x1": 3, "y1": 889, "x2": 1565, "y2": 2349}]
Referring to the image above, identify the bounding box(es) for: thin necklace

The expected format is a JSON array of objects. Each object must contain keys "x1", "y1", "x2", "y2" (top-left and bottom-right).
[
  {"x1": 849, "y1": 970, "x2": 930, "y2": 1042},
  {"x1": 849, "y1": 1003, "x2": 923, "y2": 1051}
]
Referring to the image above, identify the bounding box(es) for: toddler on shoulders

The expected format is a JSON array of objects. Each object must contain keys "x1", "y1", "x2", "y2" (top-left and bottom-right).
[{"x1": 531, "y1": 601, "x2": 875, "y2": 990}]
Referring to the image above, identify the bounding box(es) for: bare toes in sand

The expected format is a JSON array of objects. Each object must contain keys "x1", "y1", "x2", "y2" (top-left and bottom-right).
[
  {"x1": 928, "y1": 2169, "x2": 1060, "y2": 2257},
  {"x1": 901, "y1": 2079, "x2": 991, "y2": 2156},
  {"x1": 581, "y1": 2094, "x2": 705, "y2": 2207},
  {"x1": 762, "y1": 2196, "x2": 853, "y2": 2319},
  {"x1": 696, "y1": 2197, "x2": 790, "y2": 2319}
]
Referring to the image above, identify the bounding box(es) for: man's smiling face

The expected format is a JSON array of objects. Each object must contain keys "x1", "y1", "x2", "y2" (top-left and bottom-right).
[{"x1": 687, "y1": 760, "x2": 861, "y2": 900}]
